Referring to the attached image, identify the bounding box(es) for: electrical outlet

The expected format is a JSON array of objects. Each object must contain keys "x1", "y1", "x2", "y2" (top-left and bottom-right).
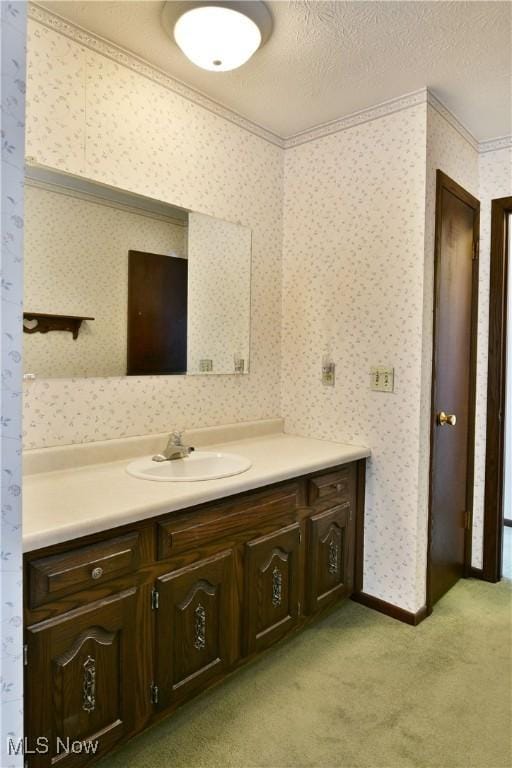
[
  {"x1": 370, "y1": 366, "x2": 394, "y2": 392},
  {"x1": 322, "y1": 361, "x2": 335, "y2": 386}
]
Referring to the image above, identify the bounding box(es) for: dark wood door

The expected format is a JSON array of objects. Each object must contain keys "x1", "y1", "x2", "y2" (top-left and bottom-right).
[
  {"x1": 155, "y1": 550, "x2": 237, "y2": 708},
  {"x1": 25, "y1": 588, "x2": 138, "y2": 767},
  {"x1": 306, "y1": 502, "x2": 354, "y2": 614},
  {"x1": 127, "y1": 250, "x2": 187, "y2": 375},
  {"x1": 429, "y1": 171, "x2": 480, "y2": 607},
  {"x1": 244, "y1": 523, "x2": 301, "y2": 654}
]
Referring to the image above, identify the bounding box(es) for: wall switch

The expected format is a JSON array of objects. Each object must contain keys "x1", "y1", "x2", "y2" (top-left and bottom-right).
[{"x1": 370, "y1": 366, "x2": 394, "y2": 392}]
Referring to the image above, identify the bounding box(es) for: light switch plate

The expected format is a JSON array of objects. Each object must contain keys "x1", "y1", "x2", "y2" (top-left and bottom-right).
[
  {"x1": 322, "y1": 362, "x2": 335, "y2": 386},
  {"x1": 370, "y1": 366, "x2": 394, "y2": 392}
]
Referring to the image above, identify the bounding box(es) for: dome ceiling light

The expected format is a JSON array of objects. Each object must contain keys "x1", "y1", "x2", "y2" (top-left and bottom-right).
[{"x1": 162, "y1": 1, "x2": 273, "y2": 72}]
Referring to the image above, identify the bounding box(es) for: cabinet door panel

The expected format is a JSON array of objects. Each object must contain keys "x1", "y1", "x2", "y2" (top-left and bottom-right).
[
  {"x1": 155, "y1": 550, "x2": 237, "y2": 708},
  {"x1": 244, "y1": 524, "x2": 300, "y2": 655},
  {"x1": 25, "y1": 588, "x2": 138, "y2": 767},
  {"x1": 306, "y1": 503, "x2": 354, "y2": 614}
]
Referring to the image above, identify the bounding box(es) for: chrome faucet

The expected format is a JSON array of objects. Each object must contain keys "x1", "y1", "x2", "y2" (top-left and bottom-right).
[{"x1": 152, "y1": 431, "x2": 195, "y2": 462}]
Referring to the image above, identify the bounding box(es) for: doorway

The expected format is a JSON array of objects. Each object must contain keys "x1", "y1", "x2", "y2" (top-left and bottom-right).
[
  {"x1": 127, "y1": 250, "x2": 188, "y2": 375},
  {"x1": 483, "y1": 197, "x2": 512, "y2": 581},
  {"x1": 427, "y1": 171, "x2": 480, "y2": 611}
]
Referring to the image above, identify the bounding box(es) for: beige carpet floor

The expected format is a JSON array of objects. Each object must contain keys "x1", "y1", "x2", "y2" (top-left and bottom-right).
[{"x1": 99, "y1": 577, "x2": 512, "y2": 768}]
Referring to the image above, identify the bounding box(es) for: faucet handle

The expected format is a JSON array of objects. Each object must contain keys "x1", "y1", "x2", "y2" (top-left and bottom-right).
[{"x1": 172, "y1": 430, "x2": 183, "y2": 445}]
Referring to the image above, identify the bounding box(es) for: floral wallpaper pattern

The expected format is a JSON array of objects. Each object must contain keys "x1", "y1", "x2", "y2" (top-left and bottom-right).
[
  {"x1": 1, "y1": 3, "x2": 26, "y2": 764},
  {"x1": 25, "y1": 20, "x2": 85, "y2": 174},
  {"x1": 423, "y1": 106, "x2": 479, "y2": 579},
  {"x1": 187, "y1": 212, "x2": 251, "y2": 375},
  {"x1": 21, "y1": 12, "x2": 512, "y2": 614},
  {"x1": 24, "y1": 17, "x2": 283, "y2": 449},
  {"x1": 24, "y1": 183, "x2": 186, "y2": 378},
  {"x1": 473, "y1": 146, "x2": 512, "y2": 567},
  {"x1": 281, "y1": 104, "x2": 430, "y2": 613}
]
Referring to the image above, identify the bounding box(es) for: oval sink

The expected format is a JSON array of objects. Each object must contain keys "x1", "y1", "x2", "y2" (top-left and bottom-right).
[{"x1": 126, "y1": 451, "x2": 252, "y2": 482}]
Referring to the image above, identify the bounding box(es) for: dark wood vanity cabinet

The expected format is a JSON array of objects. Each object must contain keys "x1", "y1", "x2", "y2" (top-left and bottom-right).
[
  {"x1": 244, "y1": 523, "x2": 301, "y2": 654},
  {"x1": 155, "y1": 550, "x2": 238, "y2": 708},
  {"x1": 306, "y1": 503, "x2": 355, "y2": 614},
  {"x1": 25, "y1": 589, "x2": 138, "y2": 767},
  {"x1": 23, "y1": 460, "x2": 365, "y2": 766}
]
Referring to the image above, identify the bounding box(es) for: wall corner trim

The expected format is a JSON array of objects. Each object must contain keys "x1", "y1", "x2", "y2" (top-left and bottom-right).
[
  {"x1": 282, "y1": 88, "x2": 430, "y2": 148},
  {"x1": 426, "y1": 90, "x2": 479, "y2": 152},
  {"x1": 351, "y1": 592, "x2": 428, "y2": 626},
  {"x1": 479, "y1": 136, "x2": 512, "y2": 154}
]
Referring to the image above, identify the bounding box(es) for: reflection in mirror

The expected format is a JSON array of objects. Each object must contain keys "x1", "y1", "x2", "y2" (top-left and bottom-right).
[
  {"x1": 187, "y1": 213, "x2": 251, "y2": 375},
  {"x1": 23, "y1": 167, "x2": 251, "y2": 378}
]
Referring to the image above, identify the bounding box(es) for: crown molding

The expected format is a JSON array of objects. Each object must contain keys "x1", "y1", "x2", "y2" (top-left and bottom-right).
[
  {"x1": 479, "y1": 135, "x2": 512, "y2": 154},
  {"x1": 283, "y1": 89, "x2": 430, "y2": 148},
  {"x1": 29, "y1": 4, "x2": 508, "y2": 155},
  {"x1": 425, "y1": 90, "x2": 479, "y2": 151},
  {"x1": 28, "y1": 3, "x2": 285, "y2": 149}
]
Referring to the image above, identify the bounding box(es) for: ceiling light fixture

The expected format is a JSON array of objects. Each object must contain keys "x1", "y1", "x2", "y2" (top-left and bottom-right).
[{"x1": 162, "y1": 1, "x2": 273, "y2": 72}]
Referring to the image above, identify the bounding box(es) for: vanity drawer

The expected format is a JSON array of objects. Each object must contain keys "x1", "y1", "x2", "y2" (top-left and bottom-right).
[
  {"x1": 157, "y1": 484, "x2": 300, "y2": 559},
  {"x1": 28, "y1": 532, "x2": 140, "y2": 608},
  {"x1": 308, "y1": 466, "x2": 354, "y2": 508}
]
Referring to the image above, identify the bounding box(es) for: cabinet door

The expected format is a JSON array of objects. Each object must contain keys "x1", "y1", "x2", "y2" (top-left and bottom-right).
[
  {"x1": 155, "y1": 550, "x2": 237, "y2": 709},
  {"x1": 306, "y1": 502, "x2": 355, "y2": 614},
  {"x1": 244, "y1": 523, "x2": 301, "y2": 655},
  {"x1": 25, "y1": 588, "x2": 138, "y2": 767}
]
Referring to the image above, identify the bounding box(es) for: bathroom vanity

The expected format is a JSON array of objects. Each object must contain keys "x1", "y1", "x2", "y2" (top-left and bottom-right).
[{"x1": 22, "y1": 429, "x2": 368, "y2": 767}]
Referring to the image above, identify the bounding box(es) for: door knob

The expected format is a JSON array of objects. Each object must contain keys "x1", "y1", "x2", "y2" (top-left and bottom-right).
[{"x1": 437, "y1": 411, "x2": 456, "y2": 426}]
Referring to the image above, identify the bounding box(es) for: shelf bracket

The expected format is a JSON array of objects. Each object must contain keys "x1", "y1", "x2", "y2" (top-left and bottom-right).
[{"x1": 23, "y1": 312, "x2": 94, "y2": 340}]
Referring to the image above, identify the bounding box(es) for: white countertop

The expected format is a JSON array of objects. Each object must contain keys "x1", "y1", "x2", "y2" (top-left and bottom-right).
[{"x1": 23, "y1": 432, "x2": 370, "y2": 552}]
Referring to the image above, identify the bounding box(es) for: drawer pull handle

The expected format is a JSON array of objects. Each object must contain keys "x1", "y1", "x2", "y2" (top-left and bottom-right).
[
  {"x1": 335, "y1": 483, "x2": 343, "y2": 493},
  {"x1": 272, "y1": 566, "x2": 283, "y2": 607},
  {"x1": 91, "y1": 566, "x2": 103, "y2": 580},
  {"x1": 194, "y1": 603, "x2": 206, "y2": 650},
  {"x1": 82, "y1": 655, "x2": 96, "y2": 713},
  {"x1": 328, "y1": 540, "x2": 339, "y2": 574}
]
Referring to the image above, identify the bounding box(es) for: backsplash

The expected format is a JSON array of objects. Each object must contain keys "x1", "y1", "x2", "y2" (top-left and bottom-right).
[{"x1": 23, "y1": 17, "x2": 283, "y2": 448}]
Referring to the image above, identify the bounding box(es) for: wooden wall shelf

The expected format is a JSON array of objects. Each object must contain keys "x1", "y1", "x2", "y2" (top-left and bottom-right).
[{"x1": 23, "y1": 312, "x2": 94, "y2": 340}]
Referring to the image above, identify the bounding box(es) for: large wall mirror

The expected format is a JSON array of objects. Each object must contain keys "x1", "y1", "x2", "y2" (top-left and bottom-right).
[{"x1": 23, "y1": 166, "x2": 252, "y2": 378}]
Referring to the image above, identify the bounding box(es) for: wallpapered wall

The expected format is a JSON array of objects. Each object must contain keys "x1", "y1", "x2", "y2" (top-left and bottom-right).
[
  {"x1": 421, "y1": 122, "x2": 512, "y2": 572},
  {"x1": 474, "y1": 145, "x2": 512, "y2": 566},
  {"x1": 422, "y1": 107, "x2": 479, "y2": 578},
  {"x1": 1, "y1": 4, "x2": 26, "y2": 765},
  {"x1": 187, "y1": 212, "x2": 251, "y2": 375},
  {"x1": 23, "y1": 18, "x2": 283, "y2": 448},
  {"x1": 24, "y1": 183, "x2": 186, "y2": 378},
  {"x1": 21, "y1": 14, "x2": 512, "y2": 608},
  {"x1": 281, "y1": 104, "x2": 430, "y2": 612}
]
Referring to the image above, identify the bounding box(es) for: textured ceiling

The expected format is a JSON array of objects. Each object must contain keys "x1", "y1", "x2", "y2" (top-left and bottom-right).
[{"x1": 37, "y1": 1, "x2": 511, "y2": 141}]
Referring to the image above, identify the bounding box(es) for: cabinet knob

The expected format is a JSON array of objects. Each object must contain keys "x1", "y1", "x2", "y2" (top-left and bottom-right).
[
  {"x1": 91, "y1": 566, "x2": 103, "y2": 580},
  {"x1": 336, "y1": 483, "x2": 343, "y2": 493}
]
